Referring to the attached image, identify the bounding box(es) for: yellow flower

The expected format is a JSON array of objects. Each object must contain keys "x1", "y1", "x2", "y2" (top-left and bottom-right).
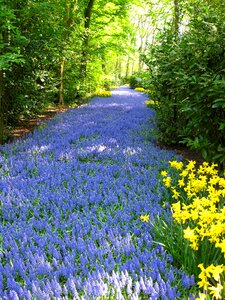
[
  {"x1": 209, "y1": 283, "x2": 223, "y2": 299},
  {"x1": 184, "y1": 226, "x2": 199, "y2": 250},
  {"x1": 195, "y1": 293, "x2": 207, "y2": 300},
  {"x1": 172, "y1": 201, "x2": 183, "y2": 223},
  {"x1": 216, "y1": 239, "x2": 225, "y2": 254},
  {"x1": 140, "y1": 215, "x2": 150, "y2": 222},
  {"x1": 219, "y1": 178, "x2": 225, "y2": 188},
  {"x1": 169, "y1": 160, "x2": 183, "y2": 170},
  {"x1": 191, "y1": 178, "x2": 207, "y2": 193},
  {"x1": 163, "y1": 176, "x2": 171, "y2": 188},
  {"x1": 178, "y1": 178, "x2": 185, "y2": 187},
  {"x1": 210, "y1": 265, "x2": 224, "y2": 282},
  {"x1": 186, "y1": 160, "x2": 196, "y2": 171},
  {"x1": 161, "y1": 170, "x2": 167, "y2": 177},
  {"x1": 198, "y1": 264, "x2": 211, "y2": 290},
  {"x1": 172, "y1": 188, "x2": 180, "y2": 200},
  {"x1": 180, "y1": 169, "x2": 189, "y2": 177},
  {"x1": 209, "y1": 176, "x2": 220, "y2": 186}
]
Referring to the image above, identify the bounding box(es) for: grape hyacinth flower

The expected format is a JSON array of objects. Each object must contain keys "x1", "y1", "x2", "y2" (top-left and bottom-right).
[{"x1": 0, "y1": 87, "x2": 195, "y2": 298}]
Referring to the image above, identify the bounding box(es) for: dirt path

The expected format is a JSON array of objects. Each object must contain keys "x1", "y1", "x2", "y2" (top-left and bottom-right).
[{"x1": 7, "y1": 106, "x2": 67, "y2": 143}]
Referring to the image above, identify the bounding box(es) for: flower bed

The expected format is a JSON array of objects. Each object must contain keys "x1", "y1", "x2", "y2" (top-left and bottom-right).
[
  {"x1": 161, "y1": 160, "x2": 225, "y2": 300},
  {"x1": 0, "y1": 87, "x2": 195, "y2": 299}
]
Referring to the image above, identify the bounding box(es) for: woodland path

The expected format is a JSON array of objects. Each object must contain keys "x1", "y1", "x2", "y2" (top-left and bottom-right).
[{"x1": 0, "y1": 87, "x2": 195, "y2": 299}]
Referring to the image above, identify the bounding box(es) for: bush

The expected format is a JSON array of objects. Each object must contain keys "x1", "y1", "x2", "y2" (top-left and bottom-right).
[
  {"x1": 129, "y1": 71, "x2": 151, "y2": 89},
  {"x1": 144, "y1": 8, "x2": 225, "y2": 166}
]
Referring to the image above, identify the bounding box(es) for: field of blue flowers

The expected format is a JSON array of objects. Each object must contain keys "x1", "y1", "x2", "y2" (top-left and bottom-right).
[{"x1": 0, "y1": 87, "x2": 195, "y2": 299}]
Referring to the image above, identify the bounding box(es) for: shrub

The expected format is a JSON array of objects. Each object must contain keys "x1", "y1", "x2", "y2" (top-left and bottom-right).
[
  {"x1": 129, "y1": 71, "x2": 151, "y2": 89},
  {"x1": 144, "y1": 8, "x2": 225, "y2": 166}
]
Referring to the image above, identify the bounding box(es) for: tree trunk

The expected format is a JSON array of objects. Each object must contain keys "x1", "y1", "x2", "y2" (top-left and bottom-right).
[
  {"x1": 125, "y1": 56, "x2": 130, "y2": 80},
  {"x1": 131, "y1": 60, "x2": 135, "y2": 74},
  {"x1": 115, "y1": 54, "x2": 121, "y2": 84},
  {"x1": 57, "y1": 2, "x2": 77, "y2": 105},
  {"x1": 173, "y1": 0, "x2": 180, "y2": 38},
  {"x1": 59, "y1": 59, "x2": 65, "y2": 106},
  {"x1": 0, "y1": 29, "x2": 5, "y2": 144},
  {"x1": 173, "y1": 0, "x2": 180, "y2": 126},
  {"x1": 0, "y1": 70, "x2": 4, "y2": 144},
  {"x1": 80, "y1": 0, "x2": 95, "y2": 79}
]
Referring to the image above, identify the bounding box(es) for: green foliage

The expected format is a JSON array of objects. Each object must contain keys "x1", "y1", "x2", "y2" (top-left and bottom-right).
[
  {"x1": 0, "y1": 53, "x2": 25, "y2": 70},
  {"x1": 144, "y1": 2, "x2": 225, "y2": 165},
  {"x1": 129, "y1": 71, "x2": 150, "y2": 89},
  {"x1": 0, "y1": 0, "x2": 138, "y2": 143},
  {"x1": 152, "y1": 213, "x2": 200, "y2": 278}
]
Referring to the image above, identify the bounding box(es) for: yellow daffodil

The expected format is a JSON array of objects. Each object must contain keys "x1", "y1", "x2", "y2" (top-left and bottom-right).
[
  {"x1": 140, "y1": 215, "x2": 150, "y2": 222},
  {"x1": 210, "y1": 265, "x2": 224, "y2": 282},
  {"x1": 161, "y1": 170, "x2": 167, "y2": 177},
  {"x1": 169, "y1": 160, "x2": 183, "y2": 170},
  {"x1": 195, "y1": 293, "x2": 207, "y2": 300},
  {"x1": 161, "y1": 160, "x2": 225, "y2": 298},
  {"x1": 162, "y1": 176, "x2": 171, "y2": 188},
  {"x1": 172, "y1": 188, "x2": 180, "y2": 200},
  {"x1": 209, "y1": 283, "x2": 223, "y2": 299}
]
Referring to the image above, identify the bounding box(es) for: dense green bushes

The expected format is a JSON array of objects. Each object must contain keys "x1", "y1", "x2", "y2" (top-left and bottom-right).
[
  {"x1": 143, "y1": 4, "x2": 225, "y2": 166},
  {"x1": 129, "y1": 71, "x2": 151, "y2": 89}
]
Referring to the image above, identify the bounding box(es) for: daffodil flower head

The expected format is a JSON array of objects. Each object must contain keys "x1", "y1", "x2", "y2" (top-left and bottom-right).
[
  {"x1": 140, "y1": 215, "x2": 150, "y2": 222},
  {"x1": 161, "y1": 170, "x2": 167, "y2": 177}
]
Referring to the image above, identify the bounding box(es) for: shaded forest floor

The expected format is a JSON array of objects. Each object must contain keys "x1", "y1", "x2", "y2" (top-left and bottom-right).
[{"x1": 8, "y1": 106, "x2": 67, "y2": 143}]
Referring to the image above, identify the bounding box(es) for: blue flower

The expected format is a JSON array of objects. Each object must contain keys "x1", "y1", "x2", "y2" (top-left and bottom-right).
[{"x1": 0, "y1": 87, "x2": 192, "y2": 298}]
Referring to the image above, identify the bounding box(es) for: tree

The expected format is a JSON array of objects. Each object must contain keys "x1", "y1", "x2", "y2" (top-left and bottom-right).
[
  {"x1": 0, "y1": 0, "x2": 25, "y2": 143},
  {"x1": 80, "y1": 0, "x2": 95, "y2": 81},
  {"x1": 0, "y1": 0, "x2": 146, "y2": 142}
]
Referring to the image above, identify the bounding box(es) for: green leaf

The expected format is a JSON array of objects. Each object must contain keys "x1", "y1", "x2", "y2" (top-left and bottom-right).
[
  {"x1": 201, "y1": 148, "x2": 208, "y2": 160},
  {"x1": 212, "y1": 98, "x2": 225, "y2": 109},
  {"x1": 0, "y1": 53, "x2": 25, "y2": 70}
]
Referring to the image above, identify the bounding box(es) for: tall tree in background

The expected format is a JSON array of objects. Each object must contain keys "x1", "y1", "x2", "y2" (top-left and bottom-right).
[
  {"x1": 0, "y1": 29, "x2": 4, "y2": 144},
  {"x1": 0, "y1": 0, "x2": 25, "y2": 143},
  {"x1": 80, "y1": 0, "x2": 95, "y2": 81},
  {"x1": 58, "y1": 0, "x2": 81, "y2": 105},
  {"x1": 173, "y1": 0, "x2": 180, "y2": 37},
  {"x1": 0, "y1": 0, "x2": 146, "y2": 143}
]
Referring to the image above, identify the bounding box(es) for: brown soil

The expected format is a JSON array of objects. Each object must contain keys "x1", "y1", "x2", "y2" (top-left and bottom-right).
[
  {"x1": 155, "y1": 141, "x2": 204, "y2": 166},
  {"x1": 7, "y1": 106, "x2": 67, "y2": 144}
]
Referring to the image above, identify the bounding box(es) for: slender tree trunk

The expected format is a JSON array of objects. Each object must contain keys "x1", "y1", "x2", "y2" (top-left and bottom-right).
[
  {"x1": 173, "y1": 0, "x2": 180, "y2": 125},
  {"x1": 115, "y1": 54, "x2": 121, "y2": 84},
  {"x1": 80, "y1": 0, "x2": 95, "y2": 79},
  {"x1": 173, "y1": 0, "x2": 180, "y2": 38},
  {"x1": 0, "y1": 29, "x2": 5, "y2": 144},
  {"x1": 59, "y1": 59, "x2": 65, "y2": 106},
  {"x1": 131, "y1": 60, "x2": 135, "y2": 74},
  {"x1": 125, "y1": 56, "x2": 130, "y2": 80},
  {"x1": 57, "y1": 2, "x2": 77, "y2": 105},
  {"x1": 0, "y1": 70, "x2": 4, "y2": 144}
]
